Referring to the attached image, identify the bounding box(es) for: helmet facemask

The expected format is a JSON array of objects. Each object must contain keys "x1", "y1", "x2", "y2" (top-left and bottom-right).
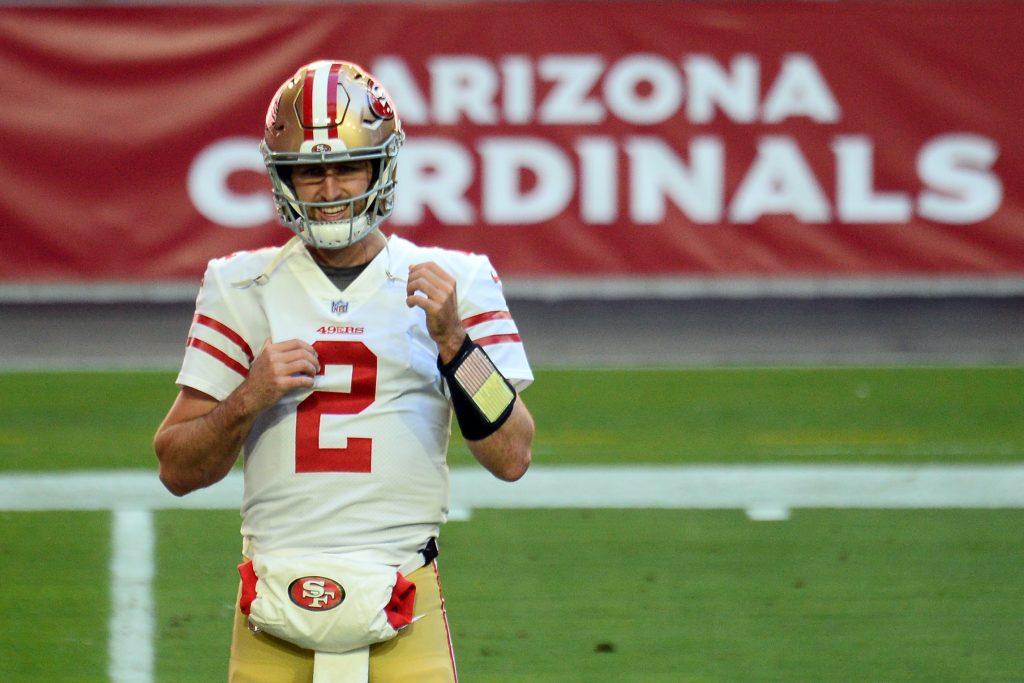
[
  {"x1": 262, "y1": 138, "x2": 402, "y2": 249},
  {"x1": 261, "y1": 61, "x2": 404, "y2": 250}
]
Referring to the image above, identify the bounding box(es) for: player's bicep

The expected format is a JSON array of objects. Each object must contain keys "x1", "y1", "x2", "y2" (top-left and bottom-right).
[
  {"x1": 156, "y1": 385, "x2": 220, "y2": 433},
  {"x1": 176, "y1": 261, "x2": 259, "y2": 402}
]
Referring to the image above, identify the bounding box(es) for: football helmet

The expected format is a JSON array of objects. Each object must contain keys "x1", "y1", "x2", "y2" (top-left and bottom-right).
[{"x1": 261, "y1": 61, "x2": 404, "y2": 249}]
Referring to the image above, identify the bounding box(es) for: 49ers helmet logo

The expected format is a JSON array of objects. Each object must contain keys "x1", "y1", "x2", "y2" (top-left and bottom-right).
[
  {"x1": 366, "y1": 80, "x2": 395, "y2": 120},
  {"x1": 288, "y1": 576, "x2": 345, "y2": 611}
]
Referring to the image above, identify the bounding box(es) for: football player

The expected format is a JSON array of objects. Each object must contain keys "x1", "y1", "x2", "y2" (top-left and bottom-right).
[{"x1": 154, "y1": 60, "x2": 535, "y2": 683}]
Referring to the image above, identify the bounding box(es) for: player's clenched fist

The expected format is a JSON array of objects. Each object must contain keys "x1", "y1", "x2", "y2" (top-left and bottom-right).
[
  {"x1": 241, "y1": 339, "x2": 320, "y2": 414},
  {"x1": 406, "y1": 262, "x2": 467, "y2": 363}
]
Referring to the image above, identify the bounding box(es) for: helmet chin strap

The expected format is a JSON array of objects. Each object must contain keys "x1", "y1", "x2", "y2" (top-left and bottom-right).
[
  {"x1": 231, "y1": 236, "x2": 305, "y2": 289},
  {"x1": 303, "y1": 214, "x2": 373, "y2": 250},
  {"x1": 231, "y1": 229, "x2": 397, "y2": 290},
  {"x1": 381, "y1": 232, "x2": 406, "y2": 283}
]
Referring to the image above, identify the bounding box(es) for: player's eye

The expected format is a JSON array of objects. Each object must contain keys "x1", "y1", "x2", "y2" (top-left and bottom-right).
[
  {"x1": 336, "y1": 162, "x2": 367, "y2": 175},
  {"x1": 294, "y1": 166, "x2": 327, "y2": 182}
]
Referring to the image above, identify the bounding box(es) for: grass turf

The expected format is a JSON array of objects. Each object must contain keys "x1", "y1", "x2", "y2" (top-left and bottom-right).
[
  {"x1": 0, "y1": 511, "x2": 111, "y2": 681},
  {"x1": 56, "y1": 507, "x2": 1024, "y2": 683},
  {"x1": 442, "y1": 508, "x2": 1024, "y2": 682},
  {"x1": 1, "y1": 366, "x2": 1022, "y2": 681},
  {"x1": 1, "y1": 366, "x2": 1022, "y2": 471}
]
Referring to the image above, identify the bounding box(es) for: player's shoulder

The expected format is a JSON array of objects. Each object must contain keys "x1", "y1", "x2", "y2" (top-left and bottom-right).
[
  {"x1": 203, "y1": 245, "x2": 284, "y2": 281},
  {"x1": 389, "y1": 235, "x2": 491, "y2": 276}
]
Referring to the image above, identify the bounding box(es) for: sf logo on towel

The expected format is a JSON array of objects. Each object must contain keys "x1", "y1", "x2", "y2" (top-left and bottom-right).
[{"x1": 289, "y1": 576, "x2": 346, "y2": 611}]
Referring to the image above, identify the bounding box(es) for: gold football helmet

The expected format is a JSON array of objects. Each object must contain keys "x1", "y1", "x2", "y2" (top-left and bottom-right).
[{"x1": 261, "y1": 61, "x2": 404, "y2": 249}]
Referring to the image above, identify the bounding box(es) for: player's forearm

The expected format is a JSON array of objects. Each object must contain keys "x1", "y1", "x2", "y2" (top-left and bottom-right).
[
  {"x1": 466, "y1": 397, "x2": 534, "y2": 481},
  {"x1": 154, "y1": 390, "x2": 257, "y2": 496}
]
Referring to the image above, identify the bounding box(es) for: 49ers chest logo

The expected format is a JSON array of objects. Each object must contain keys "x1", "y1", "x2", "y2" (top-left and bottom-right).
[{"x1": 288, "y1": 576, "x2": 345, "y2": 611}]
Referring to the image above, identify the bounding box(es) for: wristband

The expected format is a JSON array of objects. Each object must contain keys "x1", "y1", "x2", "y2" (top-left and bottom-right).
[{"x1": 438, "y1": 336, "x2": 517, "y2": 441}]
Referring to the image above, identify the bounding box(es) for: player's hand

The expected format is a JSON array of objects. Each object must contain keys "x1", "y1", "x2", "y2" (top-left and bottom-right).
[
  {"x1": 240, "y1": 338, "x2": 319, "y2": 414},
  {"x1": 406, "y1": 262, "x2": 467, "y2": 363}
]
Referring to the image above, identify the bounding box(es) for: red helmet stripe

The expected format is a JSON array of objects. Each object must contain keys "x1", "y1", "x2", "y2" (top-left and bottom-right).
[
  {"x1": 325, "y1": 62, "x2": 342, "y2": 140},
  {"x1": 302, "y1": 67, "x2": 317, "y2": 141}
]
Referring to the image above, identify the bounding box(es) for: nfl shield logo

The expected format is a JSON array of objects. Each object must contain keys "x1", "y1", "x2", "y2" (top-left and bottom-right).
[{"x1": 331, "y1": 300, "x2": 349, "y2": 314}]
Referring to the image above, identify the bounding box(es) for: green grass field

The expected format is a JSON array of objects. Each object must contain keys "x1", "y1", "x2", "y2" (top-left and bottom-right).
[{"x1": 2, "y1": 367, "x2": 1023, "y2": 681}]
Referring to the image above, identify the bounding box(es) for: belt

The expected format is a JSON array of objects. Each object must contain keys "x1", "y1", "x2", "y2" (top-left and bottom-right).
[
  {"x1": 399, "y1": 537, "x2": 439, "y2": 577},
  {"x1": 419, "y1": 537, "x2": 439, "y2": 566}
]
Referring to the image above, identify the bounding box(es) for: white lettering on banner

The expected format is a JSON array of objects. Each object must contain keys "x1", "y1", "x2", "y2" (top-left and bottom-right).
[
  {"x1": 394, "y1": 138, "x2": 476, "y2": 224},
  {"x1": 834, "y1": 137, "x2": 913, "y2": 223},
  {"x1": 761, "y1": 54, "x2": 840, "y2": 124},
  {"x1": 373, "y1": 52, "x2": 838, "y2": 125},
  {"x1": 429, "y1": 56, "x2": 501, "y2": 125},
  {"x1": 729, "y1": 137, "x2": 832, "y2": 223},
  {"x1": 627, "y1": 137, "x2": 723, "y2": 224},
  {"x1": 604, "y1": 54, "x2": 684, "y2": 125},
  {"x1": 187, "y1": 137, "x2": 271, "y2": 228},
  {"x1": 479, "y1": 138, "x2": 575, "y2": 223},
  {"x1": 538, "y1": 56, "x2": 606, "y2": 124},
  {"x1": 683, "y1": 54, "x2": 760, "y2": 124},
  {"x1": 188, "y1": 134, "x2": 1003, "y2": 229},
  {"x1": 371, "y1": 56, "x2": 429, "y2": 123},
  {"x1": 501, "y1": 55, "x2": 534, "y2": 124},
  {"x1": 917, "y1": 135, "x2": 1003, "y2": 224},
  {"x1": 184, "y1": 53, "x2": 1003, "y2": 229},
  {"x1": 577, "y1": 137, "x2": 619, "y2": 224},
  {"x1": 388, "y1": 133, "x2": 997, "y2": 225}
]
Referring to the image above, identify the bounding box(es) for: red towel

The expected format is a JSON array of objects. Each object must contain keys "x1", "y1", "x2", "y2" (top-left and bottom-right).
[
  {"x1": 384, "y1": 572, "x2": 416, "y2": 630},
  {"x1": 238, "y1": 560, "x2": 258, "y2": 616},
  {"x1": 238, "y1": 561, "x2": 416, "y2": 631}
]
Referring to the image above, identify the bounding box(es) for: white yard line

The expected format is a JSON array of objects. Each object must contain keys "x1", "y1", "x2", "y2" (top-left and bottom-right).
[
  {"x1": 108, "y1": 509, "x2": 154, "y2": 683},
  {"x1": 4, "y1": 464, "x2": 1024, "y2": 683},
  {"x1": 2, "y1": 465, "x2": 1024, "y2": 513}
]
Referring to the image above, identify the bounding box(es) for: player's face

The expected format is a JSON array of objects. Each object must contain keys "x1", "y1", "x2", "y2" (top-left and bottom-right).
[{"x1": 291, "y1": 161, "x2": 373, "y2": 221}]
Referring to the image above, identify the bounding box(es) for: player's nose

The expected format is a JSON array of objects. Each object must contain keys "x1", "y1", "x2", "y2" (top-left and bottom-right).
[{"x1": 319, "y1": 173, "x2": 343, "y2": 200}]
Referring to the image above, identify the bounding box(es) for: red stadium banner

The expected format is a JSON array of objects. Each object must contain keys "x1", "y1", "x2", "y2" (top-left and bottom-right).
[{"x1": 1, "y1": 2, "x2": 1022, "y2": 291}]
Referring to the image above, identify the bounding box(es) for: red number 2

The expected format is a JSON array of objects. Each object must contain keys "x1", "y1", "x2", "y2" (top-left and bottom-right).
[{"x1": 295, "y1": 341, "x2": 378, "y2": 473}]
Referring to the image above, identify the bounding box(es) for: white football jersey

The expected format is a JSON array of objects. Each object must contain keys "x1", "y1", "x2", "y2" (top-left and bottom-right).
[{"x1": 176, "y1": 234, "x2": 533, "y2": 566}]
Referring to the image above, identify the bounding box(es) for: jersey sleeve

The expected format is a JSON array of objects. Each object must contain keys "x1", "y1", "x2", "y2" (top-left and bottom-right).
[
  {"x1": 457, "y1": 255, "x2": 534, "y2": 391},
  {"x1": 175, "y1": 260, "x2": 263, "y2": 401}
]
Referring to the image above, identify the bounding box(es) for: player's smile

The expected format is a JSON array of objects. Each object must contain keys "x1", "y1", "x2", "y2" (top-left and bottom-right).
[
  {"x1": 291, "y1": 160, "x2": 373, "y2": 222},
  {"x1": 316, "y1": 203, "x2": 350, "y2": 221}
]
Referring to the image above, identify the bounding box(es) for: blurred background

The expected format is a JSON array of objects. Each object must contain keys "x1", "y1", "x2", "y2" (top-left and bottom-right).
[{"x1": 0, "y1": 0, "x2": 1021, "y2": 365}]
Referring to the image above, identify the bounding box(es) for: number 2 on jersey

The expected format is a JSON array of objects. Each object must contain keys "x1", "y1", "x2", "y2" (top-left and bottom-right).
[{"x1": 295, "y1": 340, "x2": 378, "y2": 473}]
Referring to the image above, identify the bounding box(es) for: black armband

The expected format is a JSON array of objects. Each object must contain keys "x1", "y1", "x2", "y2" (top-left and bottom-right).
[{"x1": 438, "y1": 336, "x2": 517, "y2": 441}]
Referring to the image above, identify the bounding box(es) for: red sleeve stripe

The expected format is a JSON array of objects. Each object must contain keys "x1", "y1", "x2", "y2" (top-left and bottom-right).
[
  {"x1": 193, "y1": 313, "x2": 254, "y2": 362},
  {"x1": 462, "y1": 310, "x2": 512, "y2": 328},
  {"x1": 187, "y1": 337, "x2": 250, "y2": 378},
  {"x1": 474, "y1": 333, "x2": 522, "y2": 347}
]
